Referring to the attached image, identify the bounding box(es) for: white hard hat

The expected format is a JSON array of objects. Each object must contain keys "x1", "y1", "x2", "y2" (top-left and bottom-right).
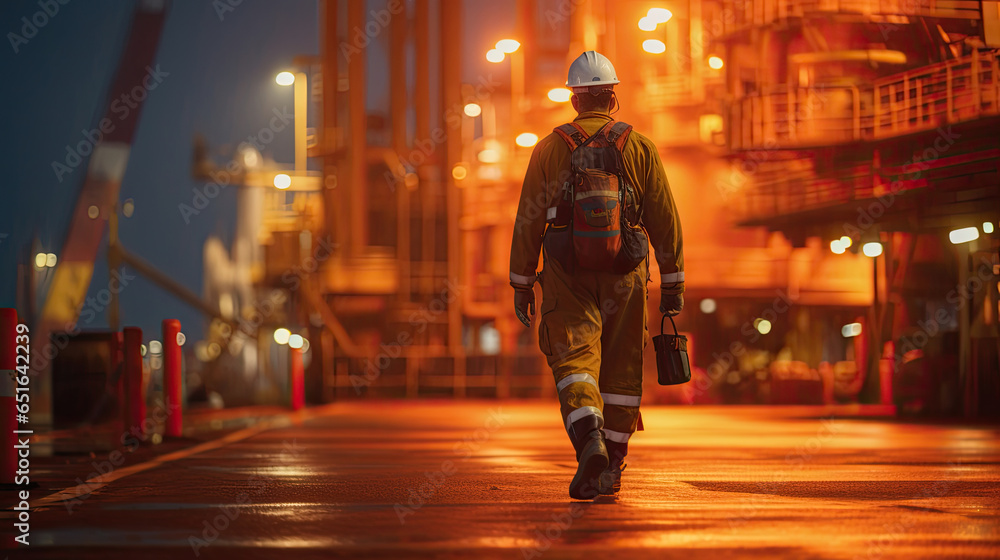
[{"x1": 566, "y1": 51, "x2": 620, "y2": 89}]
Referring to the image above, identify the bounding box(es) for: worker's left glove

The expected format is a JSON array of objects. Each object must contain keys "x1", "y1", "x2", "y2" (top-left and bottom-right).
[
  {"x1": 511, "y1": 283, "x2": 535, "y2": 327},
  {"x1": 660, "y1": 282, "x2": 685, "y2": 316}
]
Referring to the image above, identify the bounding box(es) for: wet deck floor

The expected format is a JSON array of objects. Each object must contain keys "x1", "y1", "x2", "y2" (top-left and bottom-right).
[{"x1": 5, "y1": 402, "x2": 999, "y2": 559}]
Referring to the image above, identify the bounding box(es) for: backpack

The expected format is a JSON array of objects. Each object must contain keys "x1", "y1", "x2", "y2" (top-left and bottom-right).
[{"x1": 543, "y1": 120, "x2": 649, "y2": 274}]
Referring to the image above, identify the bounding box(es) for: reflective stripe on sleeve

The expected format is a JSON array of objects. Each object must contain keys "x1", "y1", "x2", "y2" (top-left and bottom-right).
[
  {"x1": 604, "y1": 429, "x2": 632, "y2": 443},
  {"x1": 601, "y1": 393, "x2": 641, "y2": 407},
  {"x1": 661, "y1": 271, "x2": 685, "y2": 283},
  {"x1": 565, "y1": 406, "x2": 604, "y2": 431},
  {"x1": 510, "y1": 272, "x2": 536, "y2": 285}
]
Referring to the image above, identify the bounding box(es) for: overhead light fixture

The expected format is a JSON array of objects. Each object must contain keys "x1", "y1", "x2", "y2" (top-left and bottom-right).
[
  {"x1": 949, "y1": 226, "x2": 979, "y2": 245},
  {"x1": 274, "y1": 173, "x2": 292, "y2": 190},
  {"x1": 547, "y1": 88, "x2": 572, "y2": 103},
  {"x1": 830, "y1": 239, "x2": 846, "y2": 254},
  {"x1": 841, "y1": 323, "x2": 863, "y2": 338},
  {"x1": 463, "y1": 103, "x2": 482, "y2": 117},
  {"x1": 274, "y1": 328, "x2": 291, "y2": 345},
  {"x1": 642, "y1": 39, "x2": 666, "y2": 54},
  {"x1": 515, "y1": 133, "x2": 538, "y2": 147},
  {"x1": 495, "y1": 39, "x2": 520, "y2": 54},
  {"x1": 647, "y1": 7, "x2": 673, "y2": 23},
  {"x1": 486, "y1": 49, "x2": 505, "y2": 63},
  {"x1": 862, "y1": 242, "x2": 883, "y2": 257}
]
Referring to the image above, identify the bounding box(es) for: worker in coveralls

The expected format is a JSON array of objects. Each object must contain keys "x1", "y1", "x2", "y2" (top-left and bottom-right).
[{"x1": 509, "y1": 51, "x2": 684, "y2": 499}]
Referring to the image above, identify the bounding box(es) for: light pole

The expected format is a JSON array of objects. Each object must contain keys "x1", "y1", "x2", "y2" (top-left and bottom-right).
[{"x1": 275, "y1": 71, "x2": 308, "y2": 173}]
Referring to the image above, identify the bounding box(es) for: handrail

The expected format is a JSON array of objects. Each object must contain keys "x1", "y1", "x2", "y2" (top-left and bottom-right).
[
  {"x1": 729, "y1": 50, "x2": 998, "y2": 150},
  {"x1": 727, "y1": 50, "x2": 999, "y2": 222},
  {"x1": 719, "y1": 0, "x2": 981, "y2": 34}
]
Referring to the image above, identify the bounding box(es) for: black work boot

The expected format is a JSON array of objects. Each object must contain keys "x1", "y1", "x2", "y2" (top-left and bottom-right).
[
  {"x1": 599, "y1": 440, "x2": 628, "y2": 495},
  {"x1": 567, "y1": 416, "x2": 608, "y2": 500}
]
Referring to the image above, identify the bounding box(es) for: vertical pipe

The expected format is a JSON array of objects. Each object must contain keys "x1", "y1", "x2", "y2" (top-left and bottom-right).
[
  {"x1": 441, "y1": 0, "x2": 464, "y2": 396},
  {"x1": 294, "y1": 72, "x2": 308, "y2": 173},
  {"x1": 958, "y1": 244, "x2": 973, "y2": 416},
  {"x1": 348, "y1": 0, "x2": 368, "y2": 255},
  {"x1": 321, "y1": 0, "x2": 343, "y2": 260},
  {"x1": 161, "y1": 319, "x2": 182, "y2": 437},
  {"x1": 290, "y1": 346, "x2": 304, "y2": 411},
  {"x1": 108, "y1": 207, "x2": 120, "y2": 332},
  {"x1": 415, "y1": 0, "x2": 432, "y2": 295},
  {"x1": 391, "y1": 0, "x2": 411, "y2": 300},
  {"x1": 1, "y1": 308, "x2": 18, "y2": 485},
  {"x1": 122, "y1": 327, "x2": 145, "y2": 437},
  {"x1": 111, "y1": 330, "x2": 123, "y2": 428}
]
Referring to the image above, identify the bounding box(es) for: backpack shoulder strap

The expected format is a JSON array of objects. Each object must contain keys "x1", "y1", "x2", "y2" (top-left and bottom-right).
[
  {"x1": 553, "y1": 122, "x2": 588, "y2": 151},
  {"x1": 605, "y1": 121, "x2": 633, "y2": 152}
]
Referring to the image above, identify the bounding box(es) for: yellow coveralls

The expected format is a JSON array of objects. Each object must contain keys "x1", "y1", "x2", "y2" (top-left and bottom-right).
[{"x1": 509, "y1": 110, "x2": 684, "y2": 453}]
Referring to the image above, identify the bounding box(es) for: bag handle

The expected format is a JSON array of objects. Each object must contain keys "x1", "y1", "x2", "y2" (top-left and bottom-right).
[{"x1": 660, "y1": 313, "x2": 679, "y2": 336}]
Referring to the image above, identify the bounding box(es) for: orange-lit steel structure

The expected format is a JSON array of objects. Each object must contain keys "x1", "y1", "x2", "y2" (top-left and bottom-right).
[{"x1": 240, "y1": 0, "x2": 996, "y2": 412}]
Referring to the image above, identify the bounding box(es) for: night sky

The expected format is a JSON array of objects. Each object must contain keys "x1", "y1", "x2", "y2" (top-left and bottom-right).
[{"x1": 1, "y1": 0, "x2": 512, "y2": 344}]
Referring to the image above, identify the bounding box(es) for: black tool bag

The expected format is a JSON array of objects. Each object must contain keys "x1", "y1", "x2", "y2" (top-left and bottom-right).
[{"x1": 652, "y1": 314, "x2": 691, "y2": 385}]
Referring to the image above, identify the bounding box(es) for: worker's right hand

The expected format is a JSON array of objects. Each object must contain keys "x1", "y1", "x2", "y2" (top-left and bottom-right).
[
  {"x1": 512, "y1": 284, "x2": 535, "y2": 327},
  {"x1": 660, "y1": 283, "x2": 685, "y2": 316}
]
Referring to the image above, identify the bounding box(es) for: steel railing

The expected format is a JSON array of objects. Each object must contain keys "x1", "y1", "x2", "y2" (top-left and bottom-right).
[
  {"x1": 729, "y1": 50, "x2": 999, "y2": 151},
  {"x1": 719, "y1": 0, "x2": 981, "y2": 32}
]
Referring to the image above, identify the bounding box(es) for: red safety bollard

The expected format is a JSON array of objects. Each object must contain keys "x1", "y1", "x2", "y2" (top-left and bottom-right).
[
  {"x1": 122, "y1": 327, "x2": 146, "y2": 437},
  {"x1": 162, "y1": 319, "x2": 182, "y2": 437},
  {"x1": 290, "y1": 346, "x2": 304, "y2": 411},
  {"x1": 1, "y1": 308, "x2": 18, "y2": 486}
]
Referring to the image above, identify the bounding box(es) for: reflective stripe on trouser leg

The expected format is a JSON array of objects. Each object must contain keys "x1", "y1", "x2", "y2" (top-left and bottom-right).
[
  {"x1": 602, "y1": 393, "x2": 640, "y2": 444},
  {"x1": 558, "y1": 373, "x2": 598, "y2": 393},
  {"x1": 565, "y1": 405, "x2": 604, "y2": 432},
  {"x1": 600, "y1": 393, "x2": 640, "y2": 407},
  {"x1": 596, "y1": 262, "x2": 646, "y2": 450},
  {"x1": 603, "y1": 429, "x2": 632, "y2": 443}
]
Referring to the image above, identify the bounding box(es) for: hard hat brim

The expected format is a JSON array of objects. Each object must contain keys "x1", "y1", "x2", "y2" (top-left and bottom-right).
[{"x1": 566, "y1": 79, "x2": 620, "y2": 88}]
